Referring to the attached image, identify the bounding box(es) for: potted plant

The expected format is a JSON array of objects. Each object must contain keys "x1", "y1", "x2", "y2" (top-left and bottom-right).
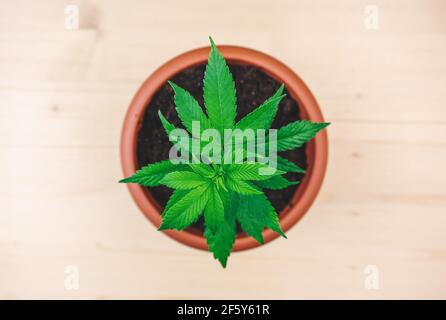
[{"x1": 120, "y1": 37, "x2": 329, "y2": 267}]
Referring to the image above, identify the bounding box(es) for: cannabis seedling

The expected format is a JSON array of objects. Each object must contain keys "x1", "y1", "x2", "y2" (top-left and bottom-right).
[{"x1": 120, "y1": 37, "x2": 329, "y2": 267}]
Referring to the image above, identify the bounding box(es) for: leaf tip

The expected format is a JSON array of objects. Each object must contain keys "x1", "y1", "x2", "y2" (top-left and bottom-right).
[
  {"x1": 218, "y1": 257, "x2": 228, "y2": 268},
  {"x1": 209, "y1": 36, "x2": 216, "y2": 47},
  {"x1": 275, "y1": 227, "x2": 287, "y2": 239},
  {"x1": 167, "y1": 80, "x2": 178, "y2": 91},
  {"x1": 158, "y1": 111, "x2": 169, "y2": 126}
]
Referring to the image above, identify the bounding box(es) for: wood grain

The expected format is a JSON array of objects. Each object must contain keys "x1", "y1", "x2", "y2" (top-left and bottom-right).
[{"x1": 1, "y1": 0, "x2": 445, "y2": 299}]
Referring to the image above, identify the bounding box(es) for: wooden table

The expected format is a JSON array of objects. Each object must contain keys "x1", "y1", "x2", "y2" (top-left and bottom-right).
[{"x1": 1, "y1": 0, "x2": 445, "y2": 299}]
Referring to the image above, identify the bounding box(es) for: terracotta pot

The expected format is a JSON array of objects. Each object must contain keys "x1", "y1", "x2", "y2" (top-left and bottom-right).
[{"x1": 120, "y1": 45, "x2": 328, "y2": 252}]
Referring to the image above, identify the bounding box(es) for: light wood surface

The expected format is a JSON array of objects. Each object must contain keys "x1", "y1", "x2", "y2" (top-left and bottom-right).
[{"x1": 1, "y1": 0, "x2": 446, "y2": 299}]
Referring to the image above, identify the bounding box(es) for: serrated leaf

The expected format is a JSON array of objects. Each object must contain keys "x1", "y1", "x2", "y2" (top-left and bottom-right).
[
  {"x1": 159, "y1": 111, "x2": 192, "y2": 149},
  {"x1": 254, "y1": 175, "x2": 300, "y2": 190},
  {"x1": 275, "y1": 156, "x2": 306, "y2": 173},
  {"x1": 277, "y1": 121, "x2": 329, "y2": 152},
  {"x1": 203, "y1": 37, "x2": 236, "y2": 133},
  {"x1": 205, "y1": 191, "x2": 238, "y2": 268},
  {"x1": 119, "y1": 160, "x2": 188, "y2": 186},
  {"x1": 158, "y1": 111, "x2": 176, "y2": 136},
  {"x1": 217, "y1": 189, "x2": 233, "y2": 212},
  {"x1": 251, "y1": 154, "x2": 306, "y2": 174},
  {"x1": 235, "y1": 85, "x2": 285, "y2": 130},
  {"x1": 163, "y1": 189, "x2": 189, "y2": 212},
  {"x1": 203, "y1": 185, "x2": 225, "y2": 233},
  {"x1": 159, "y1": 111, "x2": 207, "y2": 165},
  {"x1": 205, "y1": 219, "x2": 236, "y2": 268},
  {"x1": 168, "y1": 81, "x2": 210, "y2": 135},
  {"x1": 225, "y1": 177, "x2": 262, "y2": 195},
  {"x1": 226, "y1": 163, "x2": 284, "y2": 181},
  {"x1": 189, "y1": 163, "x2": 214, "y2": 177},
  {"x1": 159, "y1": 183, "x2": 210, "y2": 230},
  {"x1": 160, "y1": 171, "x2": 210, "y2": 190},
  {"x1": 235, "y1": 193, "x2": 286, "y2": 243}
]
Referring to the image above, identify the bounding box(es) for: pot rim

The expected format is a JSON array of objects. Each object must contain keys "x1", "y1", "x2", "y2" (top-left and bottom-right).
[{"x1": 120, "y1": 45, "x2": 328, "y2": 252}]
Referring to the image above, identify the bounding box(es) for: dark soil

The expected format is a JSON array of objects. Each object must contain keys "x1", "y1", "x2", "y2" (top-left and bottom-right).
[{"x1": 137, "y1": 63, "x2": 306, "y2": 233}]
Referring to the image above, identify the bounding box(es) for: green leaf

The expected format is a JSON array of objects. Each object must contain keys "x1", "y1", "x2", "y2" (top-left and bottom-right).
[
  {"x1": 158, "y1": 111, "x2": 214, "y2": 168},
  {"x1": 168, "y1": 81, "x2": 210, "y2": 135},
  {"x1": 119, "y1": 160, "x2": 187, "y2": 186},
  {"x1": 163, "y1": 189, "x2": 189, "y2": 212},
  {"x1": 203, "y1": 37, "x2": 236, "y2": 133},
  {"x1": 159, "y1": 111, "x2": 208, "y2": 166},
  {"x1": 160, "y1": 171, "x2": 210, "y2": 190},
  {"x1": 159, "y1": 183, "x2": 210, "y2": 230},
  {"x1": 235, "y1": 194, "x2": 286, "y2": 243},
  {"x1": 235, "y1": 85, "x2": 285, "y2": 130},
  {"x1": 203, "y1": 185, "x2": 225, "y2": 233},
  {"x1": 205, "y1": 191, "x2": 238, "y2": 268},
  {"x1": 254, "y1": 175, "x2": 300, "y2": 190},
  {"x1": 277, "y1": 121, "x2": 330, "y2": 152},
  {"x1": 275, "y1": 156, "x2": 306, "y2": 173},
  {"x1": 205, "y1": 219, "x2": 236, "y2": 268},
  {"x1": 225, "y1": 177, "x2": 262, "y2": 195},
  {"x1": 158, "y1": 111, "x2": 176, "y2": 136},
  {"x1": 189, "y1": 163, "x2": 214, "y2": 177},
  {"x1": 226, "y1": 163, "x2": 284, "y2": 181},
  {"x1": 252, "y1": 155, "x2": 306, "y2": 174}
]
